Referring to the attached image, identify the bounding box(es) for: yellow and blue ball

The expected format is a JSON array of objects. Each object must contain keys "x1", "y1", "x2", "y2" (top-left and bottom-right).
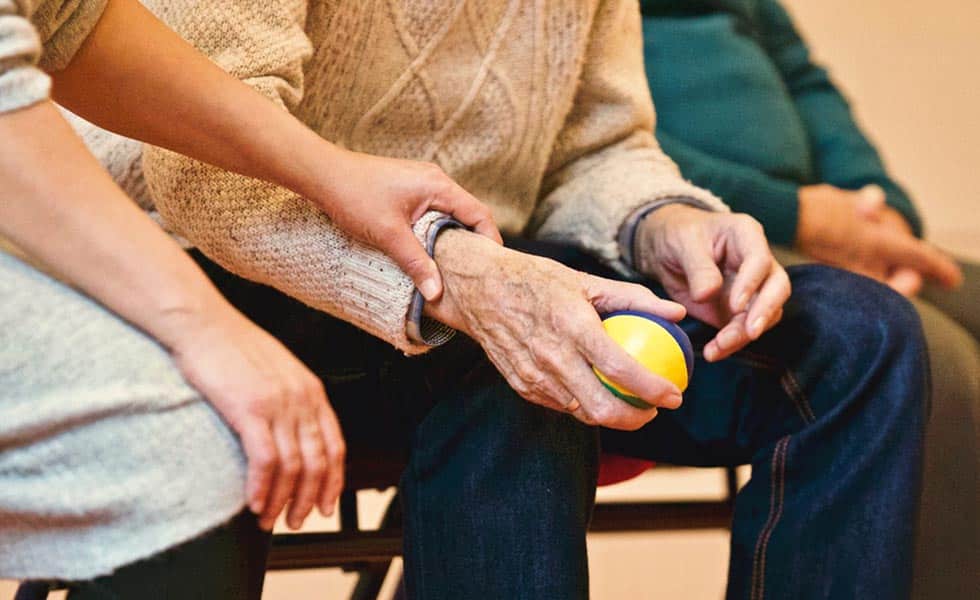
[{"x1": 594, "y1": 310, "x2": 694, "y2": 409}]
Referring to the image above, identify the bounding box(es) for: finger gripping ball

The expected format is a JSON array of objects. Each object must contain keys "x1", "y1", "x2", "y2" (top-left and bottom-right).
[{"x1": 594, "y1": 311, "x2": 694, "y2": 409}]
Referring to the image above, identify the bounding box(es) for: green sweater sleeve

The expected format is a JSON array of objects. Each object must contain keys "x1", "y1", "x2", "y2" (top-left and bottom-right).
[
  {"x1": 656, "y1": 129, "x2": 801, "y2": 245},
  {"x1": 756, "y1": 0, "x2": 923, "y2": 236}
]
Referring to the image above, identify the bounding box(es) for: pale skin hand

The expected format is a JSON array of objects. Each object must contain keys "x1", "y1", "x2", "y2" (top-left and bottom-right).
[
  {"x1": 424, "y1": 230, "x2": 686, "y2": 431},
  {"x1": 797, "y1": 184, "x2": 962, "y2": 297},
  {"x1": 0, "y1": 102, "x2": 343, "y2": 532},
  {"x1": 634, "y1": 205, "x2": 792, "y2": 363},
  {"x1": 53, "y1": 0, "x2": 501, "y2": 301}
]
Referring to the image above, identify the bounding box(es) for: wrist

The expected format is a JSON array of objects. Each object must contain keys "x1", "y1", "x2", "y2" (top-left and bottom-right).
[
  {"x1": 795, "y1": 186, "x2": 826, "y2": 251},
  {"x1": 275, "y1": 132, "x2": 350, "y2": 208},
  {"x1": 422, "y1": 228, "x2": 503, "y2": 333},
  {"x1": 621, "y1": 199, "x2": 717, "y2": 271},
  {"x1": 150, "y1": 285, "x2": 241, "y2": 353},
  {"x1": 633, "y1": 203, "x2": 700, "y2": 275}
]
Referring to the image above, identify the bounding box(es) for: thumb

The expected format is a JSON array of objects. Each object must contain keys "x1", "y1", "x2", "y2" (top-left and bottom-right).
[
  {"x1": 383, "y1": 229, "x2": 443, "y2": 301},
  {"x1": 856, "y1": 184, "x2": 887, "y2": 220},
  {"x1": 887, "y1": 267, "x2": 924, "y2": 298}
]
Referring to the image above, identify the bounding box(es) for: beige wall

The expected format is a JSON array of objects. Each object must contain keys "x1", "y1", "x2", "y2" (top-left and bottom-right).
[{"x1": 783, "y1": 0, "x2": 980, "y2": 259}]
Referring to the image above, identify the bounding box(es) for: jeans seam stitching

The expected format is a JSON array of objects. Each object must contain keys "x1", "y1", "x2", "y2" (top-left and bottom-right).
[
  {"x1": 780, "y1": 370, "x2": 817, "y2": 424},
  {"x1": 735, "y1": 350, "x2": 780, "y2": 368},
  {"x1": 751, "y1": 435, "x2": 790, "y2": 600}
]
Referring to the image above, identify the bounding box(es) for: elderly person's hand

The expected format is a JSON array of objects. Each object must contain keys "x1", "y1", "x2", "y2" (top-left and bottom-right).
[
  {"x1": 424, "y1": 230, "x2": 686, "y2": 431},
  {"x1": 160, "y1": 303, "x2": 345, "y2": 532},
  {"x1": 634, "y1": 205, "x2": 792, "y2": 362},
  {"x1": 797, "y1": 184, "x2": 962, "y2": 297}
]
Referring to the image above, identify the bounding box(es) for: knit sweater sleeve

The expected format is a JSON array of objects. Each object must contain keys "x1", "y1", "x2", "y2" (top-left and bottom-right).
[
  {"x1": 757, "y1": 0, "x2": 923, "y2": 237},
  {"x1": 140, "y1": 0, "x2": 446, "y2": 355},
  {"x1": 0, "y1": 1, "x2": 49, "y2": 114},
  {"x1": 529, "y1": 0, "x2": 727, "y2": 270},
  {"x1": 0, "y1": 0, "x2": 108, "y2": 114}
]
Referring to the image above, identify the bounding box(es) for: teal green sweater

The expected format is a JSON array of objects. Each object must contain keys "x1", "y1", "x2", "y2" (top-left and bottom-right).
[{"x1": 640, "y1": 0, "x2": 922, "y2": 245}]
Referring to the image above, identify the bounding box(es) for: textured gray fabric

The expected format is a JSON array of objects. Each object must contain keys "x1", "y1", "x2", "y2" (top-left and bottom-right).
[{"x1": 0, "y1": 250, "x2": 247, "y2": 580}]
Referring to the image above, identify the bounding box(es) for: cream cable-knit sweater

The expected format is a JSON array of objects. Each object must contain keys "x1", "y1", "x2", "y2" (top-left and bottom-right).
[{"x1": 78, "y1": 0, "x2": 726, "y2": 354}]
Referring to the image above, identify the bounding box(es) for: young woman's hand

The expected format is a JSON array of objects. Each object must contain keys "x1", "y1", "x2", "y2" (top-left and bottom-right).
[
  {"x1": 313, "y1": 149, "x2": 502, "y2": 301},
  {"x1": 162, "y1": 304, "x2": 345, "y2": 532}
]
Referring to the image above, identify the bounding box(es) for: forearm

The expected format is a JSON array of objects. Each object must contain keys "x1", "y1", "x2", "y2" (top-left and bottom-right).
[
  {"x1": 0, "y1": 101, "x2": 232, "y2": 349},
  {"x1": 50, "y1": 0, "x2": 337, "y2": 205}
]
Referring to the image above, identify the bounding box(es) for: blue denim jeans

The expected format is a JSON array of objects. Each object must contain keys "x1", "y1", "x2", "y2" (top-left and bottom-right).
[{"x1": 194, "y1": 239, "x2": 928, "y2": 600}]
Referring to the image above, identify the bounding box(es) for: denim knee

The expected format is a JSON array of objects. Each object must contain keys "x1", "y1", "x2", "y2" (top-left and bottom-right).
[{"x1": 783, "y1": 264, "x2": 930, "y2": 424}]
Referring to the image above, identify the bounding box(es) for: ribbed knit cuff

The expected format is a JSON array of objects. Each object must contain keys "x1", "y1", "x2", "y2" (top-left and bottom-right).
[
  {"x1": 617, "y1": 197, "x2": 717, "y2": 271},
  {"x1": 405, "y1": 216, "x2": 463, "y2": 347},
  {"x1": 0, "y1": 65, "x2": 50, "y2": 114}
]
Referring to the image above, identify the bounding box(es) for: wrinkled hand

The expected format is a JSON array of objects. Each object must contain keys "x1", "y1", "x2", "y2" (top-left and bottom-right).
[
  {"x1": 798, "y1": 184, "x2": 961, "y2": 296},
  {"x1": 165, "y1": 304, "x2": 345, "y2": 531},
  {"x1": 315, "y1": 149, "x2": 502, "y2": 301},
  {"x1": 424, "y1": 230, "x2": 686, "y2": 431},
  {"x1": 634, "y1": 205, "x2": 791, "y2": 362}
]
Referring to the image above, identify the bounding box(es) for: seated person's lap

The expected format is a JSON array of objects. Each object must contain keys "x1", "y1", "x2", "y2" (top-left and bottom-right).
[{"x1": 0, "y1": 251, "x2": 247, "y2": 582}]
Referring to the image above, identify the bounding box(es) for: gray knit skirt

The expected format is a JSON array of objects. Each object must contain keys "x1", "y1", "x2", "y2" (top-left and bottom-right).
[{"x1": 0, "y1": 251, "x2": 247, "y2": 580}]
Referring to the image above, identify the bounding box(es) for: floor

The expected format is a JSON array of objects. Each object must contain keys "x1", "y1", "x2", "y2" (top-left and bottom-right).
[{"x1": 0, "y1": 468, "x2": 739, "y2": 600}]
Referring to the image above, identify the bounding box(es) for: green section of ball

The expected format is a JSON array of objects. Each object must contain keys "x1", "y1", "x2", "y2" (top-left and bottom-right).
[{"x1": 600, "y1": 379, "x2": 654, "y2": 410}]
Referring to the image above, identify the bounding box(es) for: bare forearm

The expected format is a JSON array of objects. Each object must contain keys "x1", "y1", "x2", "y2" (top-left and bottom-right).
[
  {"x1": 50, "y1": 0, "x2": 336, "y2": 203},
  {"x1": 0, "y1": 101, "x2": 233, "y2": 349}
]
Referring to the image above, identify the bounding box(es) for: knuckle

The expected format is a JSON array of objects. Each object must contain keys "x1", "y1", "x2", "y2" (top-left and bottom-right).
[
  {"x1": 737, "y1": 214, "x2": 763, "y2": 232},
  {"x1": 329, "y1": 441, "x2": 347, "y2": 464},
  {"x1": 281, "y1": 454, "x2": 302, "y2": 476},
  {"x1": 401, "y1": 253, "x2": 431, "y2": 275},
  {"x1": 308, "y1": 377, "x2": 327, "y2": 401},
  {"x1": 596, "y1": 358, "x2": 627, "y2": 383},
  {"x1": 307, "y1": 458, "x2": 327, "y2": 477},
  {"x1": 284, "y1": 380, "x2": 308, "y2": 402},
  {"x1": 512, "y1": 357, "x2": 542, "y2": 385},
  {"x1": 587, "y1": 401, "x2": 614, "y2": 425},
  {"x1": 254, "y1": 447, "x2": 278, "y2": 471}
]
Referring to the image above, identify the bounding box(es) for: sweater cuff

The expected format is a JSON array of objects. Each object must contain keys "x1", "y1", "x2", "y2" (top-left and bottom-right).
[
  {"x1": 405, "y1": 216, "x2": 462, "y2": 347},
  {"x1": 36, "y1": 0, "x2": 109, "y2": 72},
  {"x1": 617, "y1": 197, "x2": 717, "y2": 271},
  {"x1": 0, "y1": 65, "x2": 50, "y2": 113}
]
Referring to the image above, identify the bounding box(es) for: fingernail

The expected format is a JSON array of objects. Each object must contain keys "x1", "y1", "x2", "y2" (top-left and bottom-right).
[
  {"x1": 750, "y1": 316, "x2": 766, "y2": 337},
  {"x1": 419, "y1": 278, "x2": 439, "y2": 301}
]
